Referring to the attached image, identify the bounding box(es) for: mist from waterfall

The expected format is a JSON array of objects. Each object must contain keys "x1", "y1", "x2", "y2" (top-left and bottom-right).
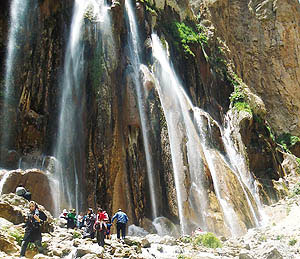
[
  {"x1": 0, "y1": 0, "x2": 30, "y2": 159},
  {"x1": 125, "y1": 0, "x2": 158, "y2": 219},
  {"x1": 151, "y1": 33, "x2": 262, "y2": 235}
]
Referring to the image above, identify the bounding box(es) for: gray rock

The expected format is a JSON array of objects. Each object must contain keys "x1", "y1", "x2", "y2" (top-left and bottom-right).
[
  {"x1": 263, "y1": 248, "x2": 283, "y2": 259},
  {"x1": 239, "y1": 252, "x2": 253, "y2": 259}
]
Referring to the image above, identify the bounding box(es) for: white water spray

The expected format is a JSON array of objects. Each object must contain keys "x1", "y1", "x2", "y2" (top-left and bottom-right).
[
  {"x1": 125, "y1": 0, "x2": 158, "y2": 219},
  {"x1": 152, "y1": 34, "x2": 210, "y2": 233},
  {"x1": 152, "y1": 33, "x2": 262, "y2": 235}
]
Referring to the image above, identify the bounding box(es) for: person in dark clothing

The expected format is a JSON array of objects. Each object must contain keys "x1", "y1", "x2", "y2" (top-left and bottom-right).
[
  {"x1": 83, "y1": 208, "x2": 96, "y2": 239},
  {"x1": 16, "y1": 184, "x2": 31, "y2": 201},
  {"x1": 111, "y1": 209, "x2": 128, "y2": 240},
  {"x1": 66, "y1": 209, "x2": 77, "y2": 229},
  {"x1": 20, "y1": 201, "x2": 45, "y2": 257}
]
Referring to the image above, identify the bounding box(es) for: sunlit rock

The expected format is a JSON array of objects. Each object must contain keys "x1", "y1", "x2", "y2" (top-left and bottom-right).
[
  {"x1": 0, "y1": 193, "x2": 54, "y2": 232},
  {"x1": 0, "y1": 169, "x2": 55, "y2": 213}
]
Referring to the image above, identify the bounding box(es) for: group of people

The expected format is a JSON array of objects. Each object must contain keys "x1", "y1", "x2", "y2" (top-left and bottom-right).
[
  {"x1": 60, "y1": 207, "x2": 129, "y2": 246},
  {"x1": 16, "y1": 184, "x2": 129, "y2": 256}
]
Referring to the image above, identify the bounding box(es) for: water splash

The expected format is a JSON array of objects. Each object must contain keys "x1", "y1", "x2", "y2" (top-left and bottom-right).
[{"x1": 125, "y1": 0, "x2": 158, "y2": 219}]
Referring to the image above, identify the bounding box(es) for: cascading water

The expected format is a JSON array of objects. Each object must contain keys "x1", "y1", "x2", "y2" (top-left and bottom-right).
[
  {"x1": 222, "y1": 112, "x2": 267, "y2": 224},
  {"x1": 0, "y1": 0, "x2": 30, "y2": 159},
  {"x1": 151, "y1": 34, "x2": 210, "y2": 234},
  {"x1": 54, "y1": 0, "x2": 111, "y2": 214},
  {"x1": 151, "y1": 33, "x2": 263, "y2": 235},
  {"x1": 54, "y1": 0, "x2": 90, "y2": 213},
  {"x1": 125, "y1": 0, "x2": 158, "y2": 219}
]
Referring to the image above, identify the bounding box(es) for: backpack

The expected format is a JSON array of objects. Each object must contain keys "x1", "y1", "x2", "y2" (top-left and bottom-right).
[
  {"x1": 38, "y1": 209, "x2": 47, "y2": 222},
  {"x1": 103, "y1": 212, "x2": 109, "y2": 221}
]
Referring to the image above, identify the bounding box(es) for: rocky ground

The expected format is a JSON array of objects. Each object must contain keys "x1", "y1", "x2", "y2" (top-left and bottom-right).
[{"x1": 1, "y1": 175, "x2": 300, "y2": 259}]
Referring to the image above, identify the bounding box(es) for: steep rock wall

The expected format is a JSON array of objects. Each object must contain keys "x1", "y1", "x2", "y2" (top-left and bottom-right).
[{"x1": 194, "y1": 0, "x2": 300, "y2": 136}]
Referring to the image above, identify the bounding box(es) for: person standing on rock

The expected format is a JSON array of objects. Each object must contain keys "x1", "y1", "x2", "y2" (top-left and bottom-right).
[
  {"x1": 111, "y1": 208, "x2": 129, "y2": 240},
  {"x1": 20, "y1": 201, "x2": 45, "y2": 257},
  {"x1": 83, "y1": 208, "x2": 96, "y2": 239}
]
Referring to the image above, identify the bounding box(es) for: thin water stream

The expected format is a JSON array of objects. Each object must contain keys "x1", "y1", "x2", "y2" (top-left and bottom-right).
[
  {"x1": 0, "y1": 0, "x2": 31, "y2": 159},
  {"x1": 125, "y1": 0, "x2": 158, "y2": 219}
]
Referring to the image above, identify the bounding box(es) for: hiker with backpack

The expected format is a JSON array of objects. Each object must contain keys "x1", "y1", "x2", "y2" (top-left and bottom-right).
[
  {"x1": 94, "y1": 208, "x2": 109, "y2": 246},
  {"x1": 20, "y1": 201, "x2": 47, "y2": 257}
]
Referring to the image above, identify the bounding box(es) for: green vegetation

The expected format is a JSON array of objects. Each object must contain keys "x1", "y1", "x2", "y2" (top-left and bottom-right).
[
  {"x1": 276, "y1": 133, "x2": 300, "y2": 153},
  {"x1": 229, "y1": 84, "x2": 252, "y2": 114},
  {"x1": 73, "y1": 230, "x2": 81, "y2": 239},
  {"x1": 258, "y1": 235, "x2": 267, "y2": 242},
  {"x1": 276, "y1": 235, "x2": 283, "y2": 240},
  {"x1": 289, "y1": 238, "x2": 297, "y2": 246},
  {"x1": 9, "y1": 229, "x2": 23, "y2": 246},
  {"x1": 180, "y1": 235, "x2": 192, "y2": 243},
  {"x1": 73, "y1": 230, "x2": 82, "y2": 239},
  {"x1": 292, "y1": 182, "x2": 300, "y2": 196},
  {"x1": 91, "y1": 42, "x2": 105, "y2": 93},
  {"x1": 177, "y1": 255, "x2": 192, "y2": 259},
  {"x1": 139, "y1": 0, "x2": 158, "y2": 15},
  {"x1": 266, "y1": 126, "x2": 276, "y2": 142},
  {"x1": 193, "y1": 232, "x2": 222, "y2": 248},
  {"x1": 170, "y1": 21, "x2": 207, "y2": 57}
]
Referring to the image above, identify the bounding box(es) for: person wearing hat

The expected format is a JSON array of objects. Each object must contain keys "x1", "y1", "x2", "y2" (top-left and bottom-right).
[{"x1": 111, "y1": 209, "x2": 129, "y2": 240}]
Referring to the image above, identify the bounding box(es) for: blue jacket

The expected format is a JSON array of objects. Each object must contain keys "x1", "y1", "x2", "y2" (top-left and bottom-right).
[{"x1": 112, "y1": 211, "x2": 128, "y2": 224}]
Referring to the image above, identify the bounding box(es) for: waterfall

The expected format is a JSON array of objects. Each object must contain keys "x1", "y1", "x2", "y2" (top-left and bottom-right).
[
  {"x1": 54, "y1": 0, "x2": 111, "y2": 213},
  {"x1": 151, "y1": 33, "x2": 262, "y2": 235},
  {"x1": 0, "y1": 0, "x2": 30, "y2": 159},
  {"x1": 222, "y1": 112, "x2": 267, "y2": 225},
  {"x1": 151, "y1": 34, "x2": 209, "y2": 234},
  {"x1": 54, "y1": 0, "x2": 90, "y2": 212},
  {"x1": 125, "y1": 0, "x2": 158, "y2": 219}
]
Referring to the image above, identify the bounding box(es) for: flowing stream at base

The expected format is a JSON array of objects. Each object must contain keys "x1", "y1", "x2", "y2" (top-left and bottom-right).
[{"x1": 151, "y1": 33, "x2": 262, "y2": 235}]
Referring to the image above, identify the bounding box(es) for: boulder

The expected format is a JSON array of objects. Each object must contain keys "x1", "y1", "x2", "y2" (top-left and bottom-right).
[
  {"x1": 0, "y1": 193, "x2": 54, "y2": 232},
  {"x1": 0, "y1": 169, "x2": 55, "y2": 214},
  {"x1": 239, "y1": 252, "x2": 254, "y2": 259},
  {"x1": 0, "y1": 233, "x2": 18, "y2": 254},
  {"x1": 263, "y1": 248, "x2": 283, "y2": 259}
]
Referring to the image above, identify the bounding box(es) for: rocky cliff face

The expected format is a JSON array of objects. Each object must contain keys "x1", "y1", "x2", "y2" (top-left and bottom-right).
[
  {"x1": 0, "y1": 0, "x2": 299, "y2": 237},
  {"x1": 194, "y1": 0, "x2": 300, "y2": 135}
]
